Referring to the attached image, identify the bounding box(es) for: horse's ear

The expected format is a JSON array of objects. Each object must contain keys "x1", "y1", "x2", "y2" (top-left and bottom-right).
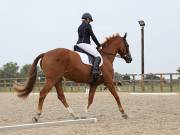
[{"x1": 124, "y1": 33, "x2": 127, "y2": 39}]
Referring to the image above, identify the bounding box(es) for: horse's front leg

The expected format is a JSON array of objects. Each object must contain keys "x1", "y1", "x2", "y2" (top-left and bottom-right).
[{"x1": 104, "y1": 81, "x2": 128, "y2": 119}]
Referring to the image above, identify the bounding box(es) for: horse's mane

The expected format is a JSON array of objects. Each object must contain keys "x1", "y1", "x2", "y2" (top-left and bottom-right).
[{"x1": 102, "y1": 33, "x2": 121, "y2": 45}]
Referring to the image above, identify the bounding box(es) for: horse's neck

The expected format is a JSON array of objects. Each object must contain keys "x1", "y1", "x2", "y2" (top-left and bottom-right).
[
  {"x1": 101, "y1": 42, "x2": 117, "y2": 64},
  {"x1": 101, "y1": 53, "x2": 116, "y2": 64}
]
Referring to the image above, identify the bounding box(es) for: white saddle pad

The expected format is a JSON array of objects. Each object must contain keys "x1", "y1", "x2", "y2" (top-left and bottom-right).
[{"x1": 75, "y1": 51, "x2": 103, "y2": 66}]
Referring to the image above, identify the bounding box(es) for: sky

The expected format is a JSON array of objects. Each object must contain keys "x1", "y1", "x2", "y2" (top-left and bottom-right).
[{"x1": 0, "y1": 0, "x2": 180, "y2": 74}]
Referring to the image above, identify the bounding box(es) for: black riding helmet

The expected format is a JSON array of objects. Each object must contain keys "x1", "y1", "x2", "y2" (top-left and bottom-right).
[{"x1": 82, "y1": 13, "x2": 93, "y2": 21}]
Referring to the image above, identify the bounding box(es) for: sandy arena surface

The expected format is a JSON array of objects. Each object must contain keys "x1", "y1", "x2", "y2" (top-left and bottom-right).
[{"x1": 0, "y1": 92, "x2": 180, "y2": 135}]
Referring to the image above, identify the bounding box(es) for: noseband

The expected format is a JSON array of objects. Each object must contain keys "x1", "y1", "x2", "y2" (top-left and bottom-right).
[{"x1": 101, "y1": 50, "x2": 122, "y2": 58}]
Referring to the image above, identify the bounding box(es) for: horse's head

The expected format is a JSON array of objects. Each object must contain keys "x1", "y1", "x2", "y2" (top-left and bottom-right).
[
  {"x1": 101, "y1": 33, "x2": 132, "y2": 63},
  {"x1": 116, "y1": 33, "x2": 132, "y2": 63}
]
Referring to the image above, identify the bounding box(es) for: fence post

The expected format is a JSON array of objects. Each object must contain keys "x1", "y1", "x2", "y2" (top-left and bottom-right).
[
  {"x1": 132, "y1": 75, "x2": 135, "y2": 92},
  {"x1": 100, "y1": 86, "x2": 103, "y2": 92},
  {"x1": 63, "y1": 78, "x2": 66, "y2": 91},
  {"x1": 4, "y1": 80, "x2": 7, "y2": 91},
  {"x1": 76, "y1": 83, "x2": 80, "y2": 91},
  {"x1": 70, "y1": 82, "x2": 73, "y2": 92},
  {"x1": 170, "y1": 74, "x2": 173, "y2": 92},
  {"x1": 151, "y1": 74, "x2": 154, "y2": 92},
  {"x1": 9, "y1": 79, "x2": 12, "y2": 92},
  {"x1": 160, "y1": 74, "x2": 163, "y2": 92},
  {"x1": 141, "y1": 74, "x2": 145, "y2": 92}
]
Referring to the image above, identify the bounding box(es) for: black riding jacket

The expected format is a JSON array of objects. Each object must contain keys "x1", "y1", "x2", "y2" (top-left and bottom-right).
[{"x1": 76, "y1": 22, "x2": 100, "y2": 46}]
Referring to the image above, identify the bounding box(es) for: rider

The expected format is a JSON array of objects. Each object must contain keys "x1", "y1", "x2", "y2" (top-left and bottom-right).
[{"x1": 76, "y1": 12, "x2": 102, "y2": 80}]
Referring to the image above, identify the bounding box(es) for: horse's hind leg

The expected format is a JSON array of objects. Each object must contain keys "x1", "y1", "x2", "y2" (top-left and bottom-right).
[
  {"x1": 55, "y1": 80, "x2": 78, "y2": 119},
  {"x1": 32, "y1": 79, "x2": 54, "y2": 122}
]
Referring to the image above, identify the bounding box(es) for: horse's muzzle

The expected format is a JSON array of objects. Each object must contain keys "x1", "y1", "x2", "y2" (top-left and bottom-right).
[{"x1": 124, "y1": 55, "x2": 132, "y2": 63}]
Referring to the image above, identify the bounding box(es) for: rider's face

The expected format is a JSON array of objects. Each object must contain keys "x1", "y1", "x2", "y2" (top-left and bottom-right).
[{"x1": 87, "y1": 18, "x2": 92, "y2": 23}]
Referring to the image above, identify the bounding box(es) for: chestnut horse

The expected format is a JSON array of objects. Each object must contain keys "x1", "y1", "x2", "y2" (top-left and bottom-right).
[{"x1": 14, "y1": 33, "x2": 132, "y2": 122}]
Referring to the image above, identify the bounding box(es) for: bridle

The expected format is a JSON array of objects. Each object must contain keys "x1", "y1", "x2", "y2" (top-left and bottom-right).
[
  {"x1": 101, "y1": 50, "x2": 122, "y2": 58},
  {"x1": 100, "y1": 39, "x2": 130, "y2": 59}
]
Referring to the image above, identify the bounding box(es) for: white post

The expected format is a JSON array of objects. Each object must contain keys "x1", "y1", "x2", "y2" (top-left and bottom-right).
[{"x1": 85, "y1": 87, "x2": 89, "y2": 95}]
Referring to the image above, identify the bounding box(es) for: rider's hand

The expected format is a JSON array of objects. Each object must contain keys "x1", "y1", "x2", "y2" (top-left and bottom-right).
[{"x1": 97, "y1": 45, "x2": 102, "y2": 51}]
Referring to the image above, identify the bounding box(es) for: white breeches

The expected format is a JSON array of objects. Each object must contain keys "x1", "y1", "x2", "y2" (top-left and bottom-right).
[{"x1": 76, "y1": 43, "x2": 101, "y2": 57}]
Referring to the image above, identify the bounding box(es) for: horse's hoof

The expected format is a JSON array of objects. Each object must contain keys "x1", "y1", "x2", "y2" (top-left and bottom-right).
[
  {"x1": 70, "y1": 113, "x2": 79, "y2": 120},
  {"x1": 122, "y1": 113, "x2": 128, "y2": 119},
  {"x1": 74, "y1": 116, "x2": 80, "y2": 120},
  {"x1": 32, "y1": 117, "x2": 38, "y2": 123},
  {"x1": 81, "y1": 116, "x2": 87, "y2": 119}
]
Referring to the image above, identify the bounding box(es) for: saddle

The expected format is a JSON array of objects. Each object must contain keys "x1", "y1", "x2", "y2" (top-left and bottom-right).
[{"x1": 74, "y1": 45, "x2": 103, "y2": 66}]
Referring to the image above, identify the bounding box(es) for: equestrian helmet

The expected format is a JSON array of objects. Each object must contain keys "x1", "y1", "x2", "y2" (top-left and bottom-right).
[{"x1": 82, "y1": 13, "x2": 93, "y2": 21}]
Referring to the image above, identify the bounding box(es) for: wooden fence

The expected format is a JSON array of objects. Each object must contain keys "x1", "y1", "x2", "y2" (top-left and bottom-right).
[
  {"x1": 0, "y1": 73, "x2": 180, "y2": 92},
  {"x1": 121, "y1": 73, "x2": 180, "y2": 92}
]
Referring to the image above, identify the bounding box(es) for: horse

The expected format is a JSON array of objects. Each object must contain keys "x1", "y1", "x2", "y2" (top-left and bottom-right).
[{"x1": 14, "y1": 33, "x2": 132, "y2": 122}]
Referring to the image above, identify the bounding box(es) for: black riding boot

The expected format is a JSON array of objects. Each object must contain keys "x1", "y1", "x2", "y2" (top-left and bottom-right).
[{"x1": 92, "y1": 57, "x2": 101, "y2": 81}]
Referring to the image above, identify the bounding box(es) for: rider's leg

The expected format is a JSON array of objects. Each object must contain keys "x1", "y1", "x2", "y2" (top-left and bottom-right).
[
  {"x1": 77, "y1": 43, "x2": 102, "y2": 80},
  {"x1": 76, "y1": 43, "x2": 101, "y2": 57},
  {"x1": 92, "y1": 56, "x2": 101, "y2": 80}
]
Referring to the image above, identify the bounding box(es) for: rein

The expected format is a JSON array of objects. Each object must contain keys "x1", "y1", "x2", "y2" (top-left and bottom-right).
[{"x1": 101, "y1": 50, "x2": 122, "y2": 58}]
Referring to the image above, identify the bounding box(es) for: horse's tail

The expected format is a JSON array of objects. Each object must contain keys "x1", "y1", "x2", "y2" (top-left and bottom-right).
[{"x1": 13, "y1": 53, "x2": 44, "y2": 98}]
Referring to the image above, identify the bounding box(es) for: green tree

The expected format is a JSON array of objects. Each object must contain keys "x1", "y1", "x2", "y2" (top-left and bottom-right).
[
  {"x1": 177, "y1": 67, "x2": 180, "y2": 79},
  {"x1": 37, "y1": 66, "x2": 45, "y2": 81},
  {"x1": 0, "y1": 69, "x2": 3, "y2": 78},
  {"x1": 0, "y1": 62, "x2": 19, "y2": 78},
  {"x1": 19, "y1": 64, "x2": 31, "y2": 77},
  {"x1": 19, "y1": 65, "x2": 44, "y2": 78},
  {"x1": 122, "y1": 74, "x2": 131, "y2": 80},
  {"x1": 114, "y1": 72, "x2": 122, "y2": 81},
  {"x1": 145, "y1": 74, "x2": 160, "y2": 80}
]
